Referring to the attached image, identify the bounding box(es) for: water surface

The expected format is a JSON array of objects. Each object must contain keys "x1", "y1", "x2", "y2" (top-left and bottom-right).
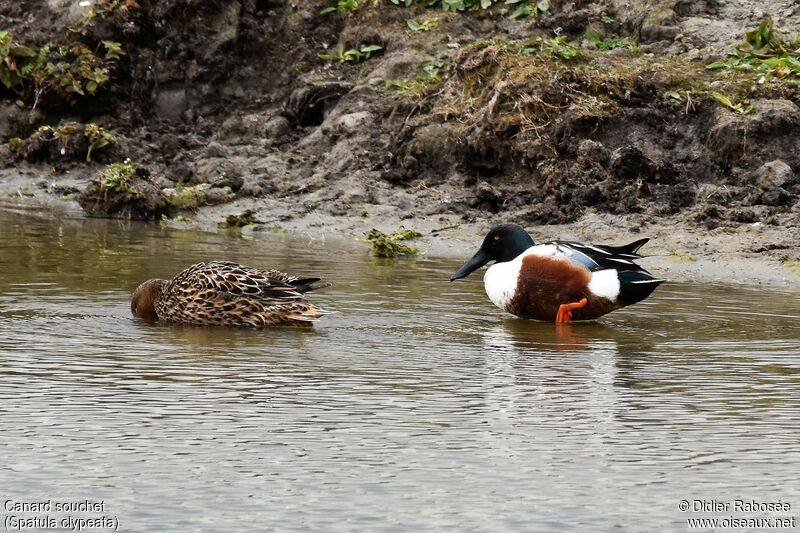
[{"x1": 1, "y1": 207, "x2": 799, "y2": 531}]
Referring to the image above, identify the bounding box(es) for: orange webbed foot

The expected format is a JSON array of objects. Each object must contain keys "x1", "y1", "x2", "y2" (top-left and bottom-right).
[{"x1": 555, "y1": 297, "x2": 588, "y2": 324}]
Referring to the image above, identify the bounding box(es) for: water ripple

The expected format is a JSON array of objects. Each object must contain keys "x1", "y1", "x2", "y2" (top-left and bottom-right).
[{"x1": 1, "y1": 209, "x2": 800, "y2": 531}]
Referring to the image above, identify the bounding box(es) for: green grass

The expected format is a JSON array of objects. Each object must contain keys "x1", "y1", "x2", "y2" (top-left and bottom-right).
[
  {"x1": 387, "y1": 59, "x2": 444, "y2": 98},
  {"x1": 583, "y1": 28, "x2": 637, "y2": 51},
  {"x1": 101, "y1": 163, "x2": 139, "y2": 198},
  {"x1": 170, "y1": 185, "x2": 207, "y2": 210},
  {"x1": 319, "y1": 44, "x2": 383, "y2": 64}
]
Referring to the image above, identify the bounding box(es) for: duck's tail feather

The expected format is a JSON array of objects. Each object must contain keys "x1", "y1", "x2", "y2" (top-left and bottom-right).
[
  {"x1": 617, "y1": 270, "x2": 666, "y2": 306},
  {"x1": 603, "y1": 237, "x2": 650, "y2": 257},
  {"x1": 289, "y1": 278, "x2": 332, "y2": 293},
  {"x1": 286, "y1": 304, "x2": 335, "y2": 322}
]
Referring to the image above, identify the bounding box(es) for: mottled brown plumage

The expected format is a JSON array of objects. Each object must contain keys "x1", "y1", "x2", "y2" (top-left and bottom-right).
[{"x1": 131, "y1": 261, "x2": 331, "y2": 327}]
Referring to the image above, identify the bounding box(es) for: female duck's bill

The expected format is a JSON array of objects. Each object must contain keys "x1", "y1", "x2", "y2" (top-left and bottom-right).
[
  {"x1": 450, "y1": 224, "x2": 665, "y2": 323},
  {"x1": 131, "y1": 261, "x2": 331, "y2": 327}
]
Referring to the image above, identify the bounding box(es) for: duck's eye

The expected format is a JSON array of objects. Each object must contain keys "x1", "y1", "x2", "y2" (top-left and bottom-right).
[{"x1": 494, "y1": 235, "x2": 500, "y2": 241}]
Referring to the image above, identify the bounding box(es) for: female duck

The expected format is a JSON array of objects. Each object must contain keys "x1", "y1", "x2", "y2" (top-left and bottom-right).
[
  {"x1": 450, "y1": 224, "x2": 664, "y2": 323},
  {"x1": 131, "y1": 261, "x2": 330, "y2": 327}
]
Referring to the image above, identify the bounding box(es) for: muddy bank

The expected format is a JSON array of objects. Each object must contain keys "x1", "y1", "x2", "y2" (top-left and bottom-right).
[{"x1": 1, "y1": 0, "x2": 799, "y2": 286}]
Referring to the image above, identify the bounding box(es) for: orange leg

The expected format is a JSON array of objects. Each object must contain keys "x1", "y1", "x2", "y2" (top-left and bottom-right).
[{"x1": 555, "y1": 297, "x2": 588, "y2": 324}]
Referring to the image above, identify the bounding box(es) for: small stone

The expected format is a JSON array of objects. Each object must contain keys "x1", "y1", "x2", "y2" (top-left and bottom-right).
[
  {"x1": 610, "y1": 146, "x2": 653, "y2": 181},
  {"x1": 760, "y1": 187, "x2": 792, "y2": 207},
  {"x1": 0, "y1": 101, "x2": 27, "y2": 139},
  {"x1": 263, "y1": 116, "x2": 290, "y2": 138},
  {"x1": 151, "y1": 175, "x2": 175, "y2": 189},
  {"x1": 334, "y1": 111, "x2": 372, "y2": 133},
  {"x1": 168, "y1": 160, "x2": 194, "y2": 183},
  {"x1": 155, "y1": 87, "x2": 187, "y2": 122},
  {"x1": 471, "y1": 181, "x2": 503, "y2": 213},
  {"x1": 402, "y1": 155, "x2": 419, "y2": 171},
  {"x1": 239, "y1": 182, "x2": 263, "y2": 197},
  {"x1": 577, "y1": 139, "x2": 609, "y2": 166},
  {"x1": 205, "y1": 186, "x2": 234, "y2": 205},
  {"x1": 205, "y1": 141, "x2": 231, "y2": 158},
  {"x1": 211, "y1": 171, "x2": 244, "y2": 192},
  {"x1": 754, "y1": 160, "x2": 795, "y2": 190}
]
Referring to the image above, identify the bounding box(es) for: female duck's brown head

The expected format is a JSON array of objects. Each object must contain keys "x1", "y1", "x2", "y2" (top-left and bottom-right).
[{"x1": 131, "y1": 279, "x2": 166, "y2": 320}]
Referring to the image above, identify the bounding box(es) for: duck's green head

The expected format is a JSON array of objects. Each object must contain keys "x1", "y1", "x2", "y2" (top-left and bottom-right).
[
  {"x1": 131, "y1": 279, "x2": 165, "y2": 320},
  {"x1": 450, "y1": 224, "x2": 535, "y2": 281}
]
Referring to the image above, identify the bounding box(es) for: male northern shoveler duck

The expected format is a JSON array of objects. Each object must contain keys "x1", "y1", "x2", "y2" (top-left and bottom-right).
[
  {"x1": 131, "y1": 261, "x2": 331, "y2": 327},
  {"x1": 450, "y1": 224, "x2": 665, "y2": 323}
]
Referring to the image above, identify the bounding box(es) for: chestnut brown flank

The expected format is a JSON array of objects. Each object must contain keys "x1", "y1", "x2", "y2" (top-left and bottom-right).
[{"x1": 509, "y1": 255, "x2": 619, "y2": 321}]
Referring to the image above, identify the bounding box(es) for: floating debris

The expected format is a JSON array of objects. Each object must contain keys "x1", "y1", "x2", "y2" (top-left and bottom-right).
[
  {"x1": 218, "y1": 209, "x2": 263, "y2": 228},
  {"x1": 364, "y1": 228, "x2": 424, "y2": 258}
]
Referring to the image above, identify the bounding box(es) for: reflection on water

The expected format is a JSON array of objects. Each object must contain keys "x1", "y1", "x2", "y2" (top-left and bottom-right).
[{"x1": 1, "y1": 207, "x2": 799, "y2": 531}]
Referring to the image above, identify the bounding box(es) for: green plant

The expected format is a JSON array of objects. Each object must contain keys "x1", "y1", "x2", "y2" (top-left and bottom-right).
[
  {"x1": 75, "y1": 0, "x2": 140, "y2": 28},
  {"x1": 102, "y1": 40, "x2": 124, "y2": 61},
  {"x1": 389, "y1": 0, "x2": 551, "y2": 16},
  {"x1": 0, "y1": 30, "x2": 36, "y2": 92},
  {"x1": 170, "y1": 185, "x2": 207, "y2": 210},
  {"x1": 218, "y1": 210, "x2": 263, "y2": 228},
  {"x1": 387, "y1": 58, "x2": 444, "y2": 97},
  {"x1": 295, "y1": 61, "x2": 312, "y2": 74},
  {"x1": 85, "y1": 123, "x2": 118, "y2": 162},
  {"x1": 101, "y1": 162, "x2": 139, "y2": 198},
  {"x1": 583, "y1": 28, "x2": 635, "y2": 51},
  {"x1": 781, "y1": 258, "x2": 800, "y2": 274},
  {"x1": 518, "y1": 36, "x2": 580, "y2": 60},
  {"x1": 9, "y1": 122, "x2": 117, "y2": 162},
  {"x1": 711, "y1": 92, "x2": 753, "y2": 114},
  {"x1": 161, "y1": 214, "x2": 192, "y2": 224},
  {"x1": 35, "y1": 43, "x2": 119, "y2": 96},
  {"x1": 439, "y1": 0, "x2": 493, "y2": 11},
  {"x1": 407, "y1": 17, "x2": 440, "y2": 31},
  {"x1": 507, "y1": 0, "x2": 550, "y2": 19},
  {"x1": 706, "y1": 18, "x2": 800, "y2": 81},
  {"x1": 1, "y1": 31, "x2": 124, "y2": 110},
  {"x1": 319, "y1": 44, "x2": 383, "y2": 64},
  {"x1": 420, "y1": 58, "x2": 443, "y2": 78},
  {"x1": 53, "y1": 122, "x2": 80, "y2": 150},
  {"x1": 664, "y1": 90, "x2": 684, "y2": 102},
  {"x1": 26, "y1": 123, "x2": 81, "y2": 157},
  {"x1": 321, "y1": 0, "x2": 360, "y2": 14},
  {"x1": 364, "y1": 228, "x2": 423, "y2": 258}
]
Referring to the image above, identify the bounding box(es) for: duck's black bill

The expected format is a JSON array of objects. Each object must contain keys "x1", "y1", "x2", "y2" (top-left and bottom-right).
[{"x1": 450, "y1": 249, "x2": 490, "y2": 281}]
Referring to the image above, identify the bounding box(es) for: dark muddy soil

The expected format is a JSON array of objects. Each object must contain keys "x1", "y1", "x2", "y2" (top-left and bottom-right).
[{"x1": 1, "y1": 0, "x2": 799, "y2": 275}]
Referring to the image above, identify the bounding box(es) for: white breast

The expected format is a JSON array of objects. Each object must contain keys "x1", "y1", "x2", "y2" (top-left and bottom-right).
[{"x1": 483, "y1": 261, "x2": 519, "y2": 311}]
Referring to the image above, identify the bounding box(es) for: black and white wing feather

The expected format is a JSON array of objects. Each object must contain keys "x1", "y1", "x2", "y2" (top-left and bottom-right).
[{"x1": 551, "y1": 238, "x2": 651, "y2": 273}]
